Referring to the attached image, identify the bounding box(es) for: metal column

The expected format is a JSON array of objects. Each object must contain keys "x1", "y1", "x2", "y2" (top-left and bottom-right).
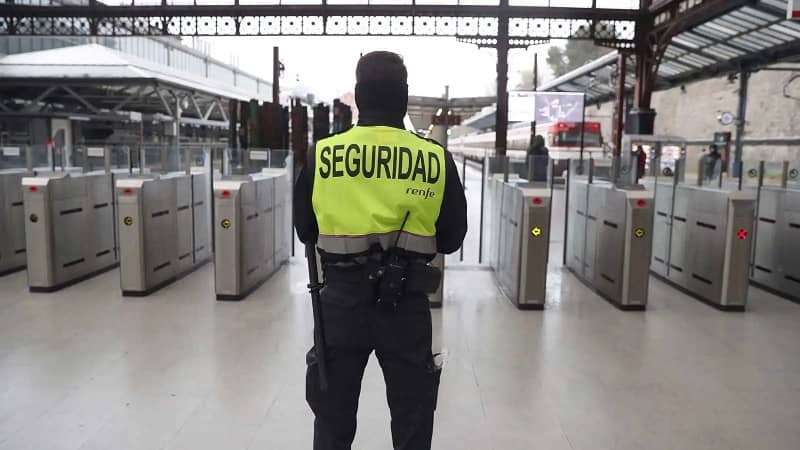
[
  {"x1": 733, "y1": 70, "x2": 750, "y2": 178},
  {"x1": 494, "y1": 1, "x2": 509, "y2": 157}
]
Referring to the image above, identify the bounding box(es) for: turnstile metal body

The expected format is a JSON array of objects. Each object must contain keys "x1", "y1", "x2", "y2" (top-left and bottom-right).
[
  {"x1": 117, "y1": 171, "x2": 211, "y2": 296},
  {"x1": 22, "y1": 172, "x2": 119, "y2": 291},
  {"x1": 567, "y1": 180, "x2": 654, "y2": 309},
  {"x1": 650, "y1": 181, "x2": 755, "y2": 310},
  {"x1": 486, "y1": 176, "x2": 551, "y2": 309},
  {"x1": 750, "y1": 184, "x2": 800, "y2": 301},
  {"x1": 0, "y1": 169, "x2": 30, "y2": 275},
  {"x1": 213, "y1": 169, "x2": 292, "y2": 300}
]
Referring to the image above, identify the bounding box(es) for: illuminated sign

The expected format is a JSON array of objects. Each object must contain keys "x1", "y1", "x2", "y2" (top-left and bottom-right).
[
  {"x1": 634, "y1": 227, "x2": 646, "y2": 238},
  {"x1": 531, "y1": 226, "x2": 542, "y2": 237},
  {"x1": 29, "y1": 213, "x2": 38, "y2": 223},
  {"x1": 123, "y1": 216, "x2": 133, "y2": 226},
  {"x1": 221, "y1": 218, "x2": 232, "y2": 229},
  {"x1": 737, "y1": 229, "x2": 748, "y2": 240},
  {"x1": 508, "y1": 91, "x2": 585, "y2": 124}
]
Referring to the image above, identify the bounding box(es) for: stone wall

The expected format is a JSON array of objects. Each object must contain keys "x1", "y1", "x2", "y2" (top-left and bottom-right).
[{"x1": 587, "y1": 66, "x2": 800, "y2": 173}]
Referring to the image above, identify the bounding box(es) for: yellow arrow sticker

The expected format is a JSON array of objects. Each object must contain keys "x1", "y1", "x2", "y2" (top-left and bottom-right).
[
  {"x1": 123, "y1": 216, "x2": 133, "y2": 226},
  {"x1": 221, "y1": 218, "x2": 232, "y2": 229},
  {"x1": 634, "y1": 227, "x2": 646, "y2": 238},
  {"x1": 531, "y1": 226, "x2": 542, "y2": 237}
]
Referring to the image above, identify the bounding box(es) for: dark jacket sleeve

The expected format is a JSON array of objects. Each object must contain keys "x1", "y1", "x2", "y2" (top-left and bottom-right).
[
  {"x1": 293, "y1": 145, "x2": 318, "y2": 245},
  {"x1": 436, "y1": 151, "x2": 468, "y2": 254}
]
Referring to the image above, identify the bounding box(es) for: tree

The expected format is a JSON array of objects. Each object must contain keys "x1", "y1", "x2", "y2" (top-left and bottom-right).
[
  {"x1": 515, "y1": 66, "x2": 545, "y2": 90},
  {"x1": 547, "y1": 41, "x2": 610, "y2": 78}
]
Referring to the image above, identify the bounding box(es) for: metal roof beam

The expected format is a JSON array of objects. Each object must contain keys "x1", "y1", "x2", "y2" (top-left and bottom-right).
[
  {"x1": 61, "y1": 85, "x2": 99, "y2": 114},
  {"x1": 154, "y1": 87, "x2": 173, "y2": 117},
  {"x1": 3, "y1": 5, "x2": 643, "y2": 21},
  {"x1": 651, "y1": 0, "x2": 754, "y2": 37},
  {"x1": 111, "y1": 85, "x2": 147, "y2": 112}
]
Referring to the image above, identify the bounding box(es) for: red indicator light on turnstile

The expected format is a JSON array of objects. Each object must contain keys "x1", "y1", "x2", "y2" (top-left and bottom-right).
[
  {"x1": 221, "y1": 190, "x2": 231, "y2": 198},
  {"x1": 123, "y1": 188, "x2": 133, "y2": 195},
  {"x1": 637, "y1": 199, "x2": 647, "y2": 207},
  {"x1": 532, "y1": 197, "x2": 543, "y2": 205},
  {"x1": 737, "y1": 229, "x2": 748, "y2": 240},
  {"x1": 28, "y1": 186, "x2": 38, "y2": 193}
]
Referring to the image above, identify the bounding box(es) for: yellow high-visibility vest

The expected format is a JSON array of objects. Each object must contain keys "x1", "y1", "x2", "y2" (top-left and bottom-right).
[{"x1": 312, "y1": 125, "x2": 446, "y2": 255}]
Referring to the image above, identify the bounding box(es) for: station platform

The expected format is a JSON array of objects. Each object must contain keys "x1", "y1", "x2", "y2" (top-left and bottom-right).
[{"x1": 0, "y1": 165, "x2": 799, "y2": 450}]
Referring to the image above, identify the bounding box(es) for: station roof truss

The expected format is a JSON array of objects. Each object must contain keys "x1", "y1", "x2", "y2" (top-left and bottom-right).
[
  {"x1": 540, "y1": 0, "x2": 800, "y2": 105},
  {"x1": 407, "y1": 94, "x2": 495, "y2": 132},
  {"x1": 1, "y1": 2, "x2": 638, "y2": 48},
  {"x1": 0, "y1": 43, "x2": 257, "y2": 126}
]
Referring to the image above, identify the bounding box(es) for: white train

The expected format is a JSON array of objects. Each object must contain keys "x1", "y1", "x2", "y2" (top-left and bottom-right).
[{"x1": 448, "y1": 120, "x2": 606, "y2": 173}]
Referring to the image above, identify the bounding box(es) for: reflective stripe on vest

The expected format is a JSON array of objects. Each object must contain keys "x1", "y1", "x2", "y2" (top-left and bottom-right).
[
  {"x1": 317, "y1": 231, "x2": 437, "y2": 255},
  {"x1": 312, "y1": 126, "x2": 446, "y2": 255}
]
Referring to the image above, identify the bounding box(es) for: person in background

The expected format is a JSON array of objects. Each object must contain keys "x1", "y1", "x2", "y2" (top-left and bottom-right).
[
  {"x1": 705, "y1": 144, "x2": 722, "y2": 181},
  {"x1": 635, "y1": 145, "x2": 647, "y2": 183},
  {"x1": 527, "y1": 133, "x2": 550, "y2": 182}
]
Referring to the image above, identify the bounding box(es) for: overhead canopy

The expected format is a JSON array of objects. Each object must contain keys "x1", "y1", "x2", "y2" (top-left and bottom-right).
[
  {"x1": 406, "y1": 95, "x2": 496, "y2": 132},
  {"x1": 0, "y1": 43, "x2": 271, "y2": 125},
  {"x1": 541, "y1": 0, "x2": 800, "y2": 103}
]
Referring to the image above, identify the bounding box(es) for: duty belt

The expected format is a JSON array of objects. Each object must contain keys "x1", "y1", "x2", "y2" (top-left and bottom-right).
[{"x1": 324, "y1": 258, "x2": 441, "y2": 308}]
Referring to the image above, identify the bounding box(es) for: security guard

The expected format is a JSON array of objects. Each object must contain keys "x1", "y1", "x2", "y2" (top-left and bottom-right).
[{"x1": 294, "y1": 51, "x2": 468, "y2": 450}]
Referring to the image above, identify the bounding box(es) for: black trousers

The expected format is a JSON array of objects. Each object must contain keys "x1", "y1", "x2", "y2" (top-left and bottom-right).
[{"x1": 306, "y1": 272, "x2": 441, "y2": 450}]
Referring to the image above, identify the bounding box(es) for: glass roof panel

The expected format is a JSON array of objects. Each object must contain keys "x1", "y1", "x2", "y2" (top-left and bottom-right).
[
  {"x1": 739, "y1": 31, "x2": 783, "y2": 46},
  {"x1": 702, "y1": 21, "x2": 746, "y2": 37},
  {"x1": 725, "y1": 10, "x2": 769, "y2": 27},
  {"x1": 769, "y1": 23, "x2": 800, "y2": 39},
  {"x1": 672, "y1": 34, "x2": 707, "y2": 48},
  {"x1": 742, "y1": 4, "x2": 782, "y2": 21},
  {"x1": 701, "y1": 45, "x2": 743, "y2": 60},
  {"x1": 758, "y1": 28, "x2": 794, "y2": 43},
  {"x1": 725, "y1": 37, "x2": 767, "y2": 51}
]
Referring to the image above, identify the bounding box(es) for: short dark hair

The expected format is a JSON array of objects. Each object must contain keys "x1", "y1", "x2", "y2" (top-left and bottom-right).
[{"x1": 356, "y1": 51, "x2": 408, "y2": 84}]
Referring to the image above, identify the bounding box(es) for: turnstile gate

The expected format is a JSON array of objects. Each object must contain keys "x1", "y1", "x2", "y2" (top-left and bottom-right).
[
  {"x1": 117, "y1": 171, "x2": 211, "y2": 296},
  {"x1": 486, "y1": 174, "x2": 551, "y2": 309},
  {"x1": 567, "y1": 178, "x2": 654, "y2": 310},
  {"x1": 748, "y1": 162, "x2": 800, "y2": 302},
  {"x1": 650, "y1": 181, "x2": 755, "y2": 310},
  {"x1": 0, "y1": 169, "x2": 30, "y2": 275},
  {"x1": 1, "y1": 145, "x2": 33, "y2": 276},
  {"x1": 213, "y1": 169, "x2": 292, "y2": 300},
  {"x1": 22, "y1": 172, "x2": 119, "y2": 291}
]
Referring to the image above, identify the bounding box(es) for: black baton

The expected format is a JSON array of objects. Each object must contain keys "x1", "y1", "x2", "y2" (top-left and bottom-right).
[{"x1": 305, "y1": 243, "x2": 329, "y2": 392}]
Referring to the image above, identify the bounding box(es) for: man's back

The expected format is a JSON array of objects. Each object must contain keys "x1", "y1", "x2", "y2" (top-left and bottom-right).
[{"x1": 293, "y1": 50, "x2": 467, "y2": 450}]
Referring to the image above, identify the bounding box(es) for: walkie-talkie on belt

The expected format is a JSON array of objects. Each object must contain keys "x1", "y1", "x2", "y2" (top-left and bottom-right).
[{"x1": 377, "y1": 211, "x2": 411, "y2": 309}]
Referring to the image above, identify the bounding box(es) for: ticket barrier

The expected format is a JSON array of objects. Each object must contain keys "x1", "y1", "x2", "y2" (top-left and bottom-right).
[
  {"x1": 117, "y1": 171, "x2": 211, "y2": 296},
  {"x1": 485, "y1": 156, "x2": 552, "y2": 309},
  {"x1": 22, "y1": 171, "x2": 120, "y2": 292},
  {"x1": 1, "y1": 145, "x2": 104, "y2": 276},
  {"x1": 213, "y1": 169, "x2": 292, "y2": 301},
  {"x1": 747, "y1": 161, "x2": 800, "y2": 303},
  {"x1": 1, "y1": 146, "x2": 33, "y2": 275},
  {"x1": 0, "y1": 169, "x2": 30, "y2": 275},
  {"x1": 649, "y1": 178, "x2": 755, "y2": 310},
  {"x1": 566, "y1": 159, "x2": 654, "y2": 310}
]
